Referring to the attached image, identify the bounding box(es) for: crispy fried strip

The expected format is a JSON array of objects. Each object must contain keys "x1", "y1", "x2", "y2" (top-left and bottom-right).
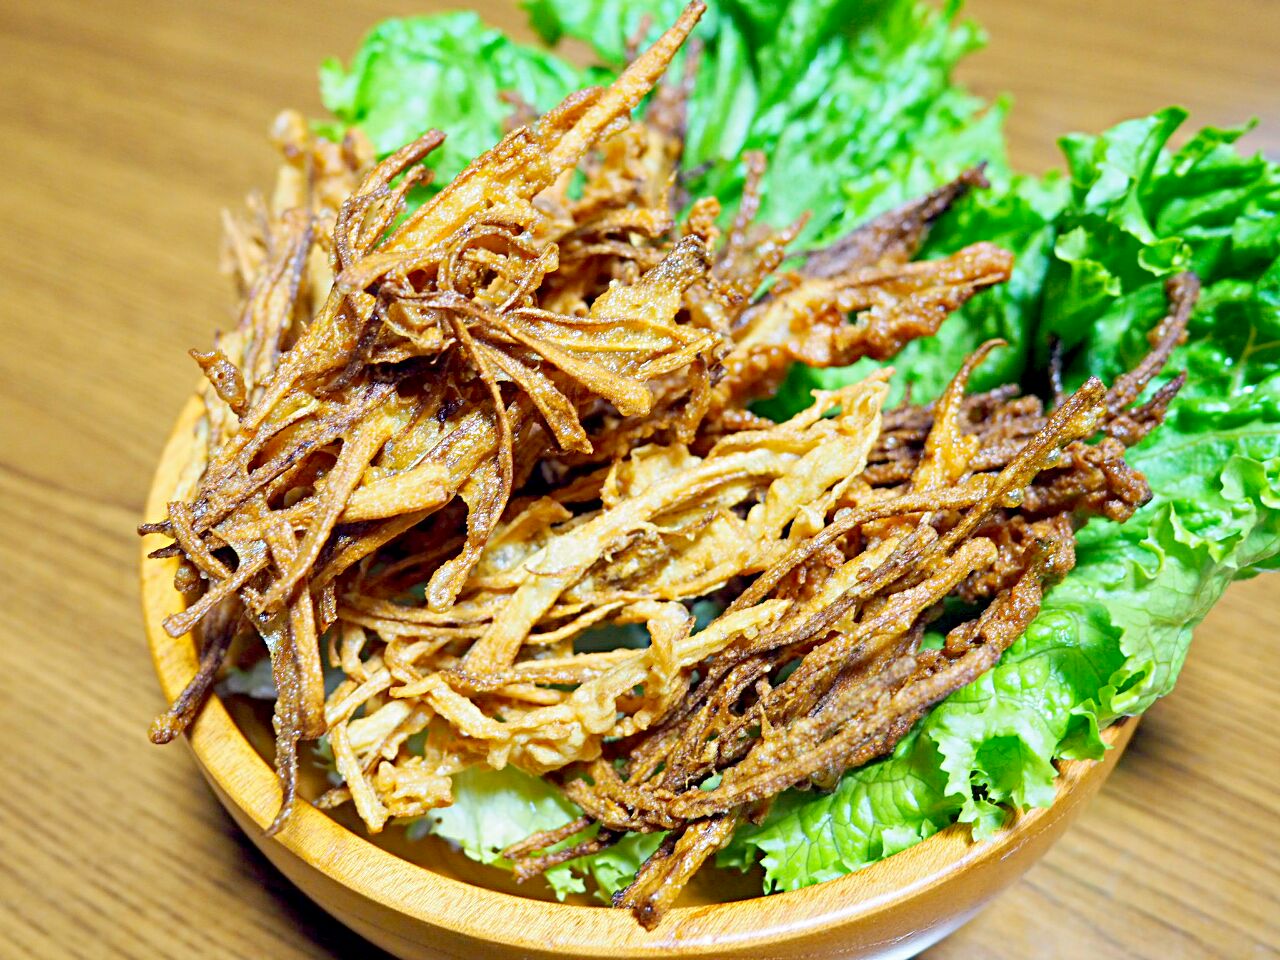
[
  {"x1": 148, "y1": 602, "x2": 243, "y2": 744},
  {"x1": 147, "y1": 5, "x2": 1194, "y2": 916},
  {"x1": 614, "y1": 815, "x2": 738, "y2": 929},
  {"x1": 799, "y1": 164, "x2": 989, "y2": 278}
]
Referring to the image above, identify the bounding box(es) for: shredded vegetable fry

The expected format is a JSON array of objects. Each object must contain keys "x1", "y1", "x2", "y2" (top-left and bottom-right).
[{"x1": 143, "y1": 2, "x2": 1187, "y2": 924}]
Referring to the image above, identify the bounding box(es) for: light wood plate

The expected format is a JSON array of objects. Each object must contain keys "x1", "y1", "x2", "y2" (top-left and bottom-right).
[{"x1": 142, "y1": 396, "x2": 1135, "y2": 960}]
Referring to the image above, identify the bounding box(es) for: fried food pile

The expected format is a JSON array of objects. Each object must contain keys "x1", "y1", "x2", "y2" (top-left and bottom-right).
[
  {"x1": 503, "y1": 275, "x2": 1194, "y2": 926},
  {"x1": 143, "y1": 1, "x2": 1191, "y2": 926}
]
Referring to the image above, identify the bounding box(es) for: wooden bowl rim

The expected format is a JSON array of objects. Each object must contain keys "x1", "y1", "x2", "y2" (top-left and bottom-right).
[{"x1": 142, "y1": 394, "x2": 1130, "y2": 956}]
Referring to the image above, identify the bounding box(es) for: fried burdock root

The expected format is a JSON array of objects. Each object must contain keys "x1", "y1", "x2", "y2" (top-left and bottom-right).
[
  {"x1": 143, "y1": 1, "x2": 1010, "y2": 835},
  {"x1": 506, "y1": 274, "x2": 1195, "y2": 927},
  {"x1": 145, "y1": 6, "x2": 717, "y2": 832},
  {"x1": 144, "y1": 1, "x2": 1188, "y2": 920}
]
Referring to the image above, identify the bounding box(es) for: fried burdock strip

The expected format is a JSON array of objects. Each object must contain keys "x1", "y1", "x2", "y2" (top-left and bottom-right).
[
  {"x1": 798, "y1": 164, "x2": 990, "y2": 279},
  {"x1": 508, "y1": 278, "x2": 1195, "y2": 925},
  {"x1": 543, "y1": 153, "x2": 807, "y2": 471},
  {"x1": 511, "y1": 385, "x2": 1092, "y2": 923},
  {"x1": 338, "y1": 374, "x2": 886, "y2": 646},
  {"x1": 694, "y1": 165, "x2": 1004, "y2": 437},
  {"x1": 458, "y1": 377, "x2": 888, "y2": 674},
  {"x1": 143, "y1": 6, "x2": 716, "y2": 827},
  {"x1": 863, "y1": 272, "x2": 1198, "y2": 491},
  {"x1": 148, "y1": 599, "x2": 248, "y2": 745},
  {"x1": 148, "y1": 0, "x2": 713, "y2": 574},
  {"x1": 550, "y1": 163, "x2": 995, "y2": 469},
  {"x1": 329, "y1": 383, "x2": 886, "y2": 773},
  {"x1": 710, "y1": 241, "x2": 1014, "y2": 420},
  {"x1": 144, "y1": 0, "x2": 1191, "y2": 908},
  {"x1": 302, "y1": 224, "x2": 1065, "y2": 841}
]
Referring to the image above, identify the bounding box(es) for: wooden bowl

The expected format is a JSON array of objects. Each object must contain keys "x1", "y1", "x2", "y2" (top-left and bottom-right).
[{"x1": 142, "y1": 396, "x2": 1135, "y2": 960}]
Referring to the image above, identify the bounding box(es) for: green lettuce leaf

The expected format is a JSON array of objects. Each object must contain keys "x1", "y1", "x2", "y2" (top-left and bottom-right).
[
  {"x1": 318, "y1": 12, "x2": 608, "y2": 186},
  {"x1": 320, "y1": 0, "x2": 1005, "y2": 241},
  {"x1": 1040, "y1": 111, "x2": 1280, "y2": 715},
  {"x1": 718, "y1": 727, "x2": 960, "y2": 887},
  {"x1": 405, "y1": 765, "x2": 662, "y2": 899},
  {"x1": 405, "y1": 765, "x2": 587, "y2": 898},
  {"x1": 524, "y1": 0, "x2": 1005, "y2": 243}
]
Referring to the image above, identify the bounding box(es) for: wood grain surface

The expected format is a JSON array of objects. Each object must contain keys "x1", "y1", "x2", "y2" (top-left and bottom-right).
[{"x1": 1, "y1": 1, "x2": 1276, "y2": 958}]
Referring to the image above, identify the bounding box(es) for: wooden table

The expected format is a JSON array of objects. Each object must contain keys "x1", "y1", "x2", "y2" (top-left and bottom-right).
[{"x1": 2, "y1": 1, "x2": 1276, "y2": 957}]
